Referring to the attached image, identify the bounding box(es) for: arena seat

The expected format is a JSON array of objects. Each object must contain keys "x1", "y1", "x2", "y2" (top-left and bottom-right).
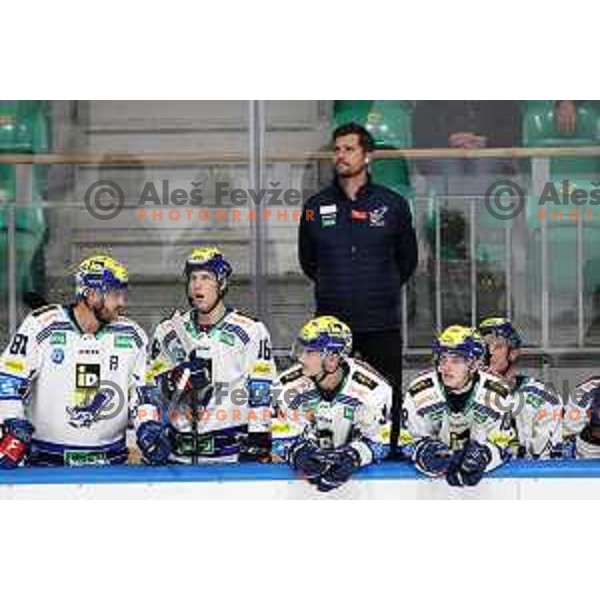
[
  {"x1": 522, "y1": 102, "x2": 600, "y2": 296},
  {"x1": 525, "y1": 179, "x2": 600, "y2": 295},
  {"x1": 522, "y1": 100, "x2": 600, "y2": 178},
  {"x1": 0, "y1": 101, "x2": 49, "y2": 298}
]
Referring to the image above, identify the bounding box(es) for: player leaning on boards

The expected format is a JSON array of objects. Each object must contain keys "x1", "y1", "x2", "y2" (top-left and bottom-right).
[
  {"x1": 140, "y1": 246, "x2": 276, "y2": 465},
  {"x1": 478, "y1": 317, "x2": 562, "y2": 459},
  {"x1": 402, "y1": 325, "x2": 511, "y2": 487},
  {"x1": 563, "y1": 374, "x2": 600, "y2": 458},
  {"x1": 0, "y1": 255, "x2": 155, "y2": 467},
  {"x1": 271, "y1": 316, "x2": 391, "y2": 493}
]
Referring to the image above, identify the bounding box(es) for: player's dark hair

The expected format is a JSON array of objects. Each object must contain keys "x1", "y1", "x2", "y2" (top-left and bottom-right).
[{"x1": 333, "y1": 122, "x2": 375, "y2": 153}]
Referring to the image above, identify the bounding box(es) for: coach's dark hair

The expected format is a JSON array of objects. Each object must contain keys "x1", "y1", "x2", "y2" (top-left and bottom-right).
[{"x1": 333, "y1": 122, "x2": 375, "y2": 153}]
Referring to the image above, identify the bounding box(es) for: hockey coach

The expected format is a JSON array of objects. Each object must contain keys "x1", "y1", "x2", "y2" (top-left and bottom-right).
[{"x1": 298, "y1": 122, "x2": 418, "y2": 458}]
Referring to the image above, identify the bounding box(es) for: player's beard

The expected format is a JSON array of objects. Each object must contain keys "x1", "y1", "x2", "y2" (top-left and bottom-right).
[
  {"x1": 335, "y1": 160, "x2": 367, "y2": 179},
  {"x1": 490, "y1": 353, "x2": 511, "y2": 378},
  {"x1": 92, "y1": 297, "x2": 120, "y2": 325}
]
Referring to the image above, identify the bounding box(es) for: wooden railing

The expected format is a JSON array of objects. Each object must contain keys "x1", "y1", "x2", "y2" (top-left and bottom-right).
[{"x1": 1, "y1": 146, "x2": 600, "y2": 164}]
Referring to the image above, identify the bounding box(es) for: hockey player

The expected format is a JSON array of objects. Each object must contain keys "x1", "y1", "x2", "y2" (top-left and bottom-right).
[
  {"x1": 563, "y1": 376, "x2": 600, "y2": 458},
  {"x1": 403, "y1": 325, "x2": 511, "y2": 487},
  {"x1": 271, "y1": 315, "x2": 391, "y2": 493},
  {"x1": 0, "y1": 255, "x2": 161, "y2": 467},
  {"x1": 144, "y1": 246, "x2": 276, "y2": 464},
  {"x1": 478, "y1": 317, "x2": 562, "y2": 459}
]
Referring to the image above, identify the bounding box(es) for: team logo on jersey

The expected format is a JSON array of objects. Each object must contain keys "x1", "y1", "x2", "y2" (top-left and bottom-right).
[
  {"x1": 369, "y1": 206, "x2": 388, "y2": 227},
  {"x1": 50, "y1": 332, "x2": 66, "y2": 346},
  {"x1": 67, "y1": 387, "x2": 116, "y2": 429},
  {"x1": 51, "y1": 348, "x2": 65, "y2": 365},
  {"x1": 75, "y1": 363, "x2": 101, "y2": 389},
  {"x1": 114, "y1": 335, "x2": 133, "y2": 349},
  {"x1": 344, "y1": 406, "x2": 355, "y2": 420}
]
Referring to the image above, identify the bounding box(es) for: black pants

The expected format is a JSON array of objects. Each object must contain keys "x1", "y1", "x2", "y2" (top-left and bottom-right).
[{"x1": 352, "y1": 328, "x2": 403, "y2": 459}]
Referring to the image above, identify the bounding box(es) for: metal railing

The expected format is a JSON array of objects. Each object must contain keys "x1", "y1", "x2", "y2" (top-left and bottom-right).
[{"x1": 2, "y1": 145, "x2": 600, "y2": 358}]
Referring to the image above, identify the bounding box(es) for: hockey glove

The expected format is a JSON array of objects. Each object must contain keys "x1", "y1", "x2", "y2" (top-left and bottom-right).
[
  {"x1": 136, "y1": 421, "x2": 171, "y2": 465},
  {"x1": 315, "y1": 446, "x2": 361, "y2": 493},
  {"x1": 446, "y1": 441, "x2": 492, "y2": 487},
  {"x1": 239, "y1": 432, "x2": 272, "y2": 463},
  {"x1": 288, "y1": 439, "x2": 327, "y2": 480},
  {"x1": 413, "y1": 438, "x2": 452, "y2": 477},
  {"x1": 0, "y1": 418, "x2": 34, "y2": 469},
  {"x1": 187, "y1": 350, "x2": 212, "y2": 391}
]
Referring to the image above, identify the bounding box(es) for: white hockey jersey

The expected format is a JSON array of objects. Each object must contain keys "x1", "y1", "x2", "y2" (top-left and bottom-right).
[
  {"x1": 147, "y1": 307, "x2": 276, "y2": 463},
  {"x1": 0, "y1": 304, "x2": 151, "y2": 466},
  {"x1": 565, "y1": 376, "x2": 600, "y2": 458},
  {"x1": 402, "y1": 369, "x2": 513, "y2": 472},
  {"x1": 509, "y1": 375, "x2": 562, "y2": 458},
  {"x1": 270, "y1": 358, "x2": 392, "y2": 467}
]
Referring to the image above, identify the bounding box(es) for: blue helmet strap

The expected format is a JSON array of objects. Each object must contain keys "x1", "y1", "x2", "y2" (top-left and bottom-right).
[{"x1": 311, "y1": 351, "x2": 344, "y2": 387}]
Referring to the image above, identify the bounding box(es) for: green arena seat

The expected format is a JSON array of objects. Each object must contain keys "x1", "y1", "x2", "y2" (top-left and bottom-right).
[
  {"x1": 522, "y1": 100, "x2": 600, "y2": 178},
  {"x1": 525, "y1": 179, "x2": 600, "y2": 293},
  {"x1": 0, "y1": 101, "x2": 50, "y2": 297}
]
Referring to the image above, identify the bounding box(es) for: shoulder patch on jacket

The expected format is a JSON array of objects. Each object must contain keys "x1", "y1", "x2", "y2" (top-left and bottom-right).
[
  {"x1": 231, "y1": 310, "x2": 259, "y2": 324},
  {"x1": 352, "y1": 358, "x2": 390, "y2": 386},
  {"x1": 280, "y1": 367, "x2": 304, "y2": 386},
  {"x1": 484, "y1": 378, "x2": 509, "y2": 398},
  {"x1": 408, "y1": 377, "x2": 435, "y2": 396},
  {"x1": 31, "y1": 304, "x2": 60, "y2": 318},
  {"x1": 351, "y1": 371, "x2": 378, "y2": 390}
]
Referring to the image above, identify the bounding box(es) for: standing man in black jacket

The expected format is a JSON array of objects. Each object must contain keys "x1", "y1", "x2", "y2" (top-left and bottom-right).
[{"x1": 298, "y1": 122, "x2": 418, "y2": 458}]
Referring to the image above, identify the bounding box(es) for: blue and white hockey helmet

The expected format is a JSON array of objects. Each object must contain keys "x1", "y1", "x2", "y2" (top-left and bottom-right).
[
  {"x1": 478, "y1": 317, "x2": 522, "y2": 349},
  {"x1": 294, "y1": 315, "x2": 353, "y2": 358},
  {"x1": 432, "y1": 325, "x2": 485, "y2": 362},
  {"x1": 75, "y1": 255, "x2": 129, "y2": 299},
  {"x1": 184, "y1": 246, "x2": 232, "y2": 288}
]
